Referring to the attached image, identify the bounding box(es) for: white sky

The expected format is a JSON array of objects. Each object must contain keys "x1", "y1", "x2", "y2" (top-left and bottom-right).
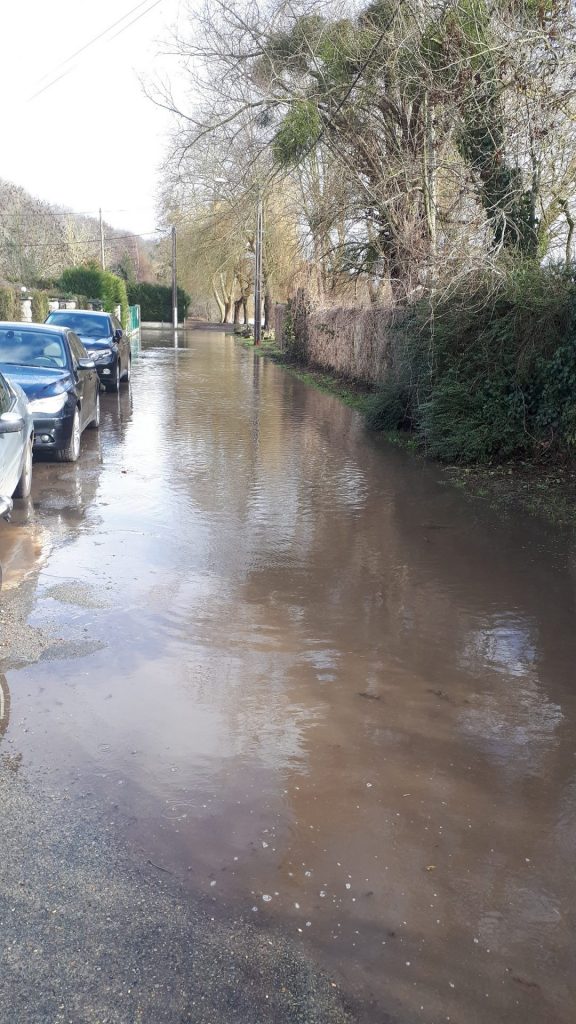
[{"x1": 1, "y1": 0, "x2": 190, "y2": 235}]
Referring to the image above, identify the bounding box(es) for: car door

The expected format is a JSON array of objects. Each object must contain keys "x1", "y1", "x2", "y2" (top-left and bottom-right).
[
  {"x1": 0, "y1": 374, "x2": 24, "y2": 495},
  {"x1": 68, "y1": 332, "x2": 96, "y2": 429}
]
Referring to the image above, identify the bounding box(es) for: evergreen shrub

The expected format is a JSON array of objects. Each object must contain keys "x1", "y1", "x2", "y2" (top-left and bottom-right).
[
  {"x1": 59, "y1": 264, "x2": 129, "y2": 327},
  {"x1": 366, "y1": 263, "x2": 576, "y2": 462},
  {"x1": 0, "y1": 287, "x2": 21, "y2": 321},
  {"x1": 31, "y1": 290, "x2": 50, "y2": 323},
  {"x1": 127, "y1": 282, "x2": 190, "y2": 322}
]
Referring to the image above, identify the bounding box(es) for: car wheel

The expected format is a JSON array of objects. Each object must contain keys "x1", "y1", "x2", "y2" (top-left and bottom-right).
[
  {"x1": 13, "y1": 437, "x2": 33, "y2": 498},
  {"x1": 106, "y1": 361, "x2": 120, "y2": 393},
  {"x1": 55, "y1": 407, "x2": 81, "y2": 462},
  {"x1": 122, "y1": 356, "x2": 131, "y2": 384},
  {"x1": 88, "y1": 388, "x2": 100, "y2": 429}
]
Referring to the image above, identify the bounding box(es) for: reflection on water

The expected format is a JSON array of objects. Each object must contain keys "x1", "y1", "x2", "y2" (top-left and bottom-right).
[
  {"x1": 0, "y1": 507, "x2": 48, "y2": 591},
  {"x1": 461, "y1": 616, "x2": 538, "y2": 678},
  {"x1": 2, "y1": 331, "x2": 576, "y2": 1023}
]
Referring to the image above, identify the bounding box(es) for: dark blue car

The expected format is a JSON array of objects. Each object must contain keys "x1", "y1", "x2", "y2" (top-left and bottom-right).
[
  {"x1": 0, "y1": 323, "x2": 100, "y2": 462},
  {"x1": 45, "y1": 309, "x2": 131, "y2": 393}
]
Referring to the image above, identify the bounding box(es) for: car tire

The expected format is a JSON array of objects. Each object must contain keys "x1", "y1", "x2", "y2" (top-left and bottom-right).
[
  {"x1": 88, "y1": 389, "x2": 100, "y2": 429},
  {"x1": 122, "y1": 356, "x2": 131, "y2": 384},
  {"x1": 55, "y1": 407, "x2": 81, "y2": 462},
  {"x1": 14, "y1": 437, "x2": 33, "y2": 498},
  {"x1": 106, "y1": 361, "x2": 121, "y2": 393}
]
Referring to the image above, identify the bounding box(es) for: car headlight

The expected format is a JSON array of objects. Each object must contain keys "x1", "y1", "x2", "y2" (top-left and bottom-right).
[
  {"x1": 29, "y1": 393, "x2": 69, "y2": 414},
  {"x1": 89, "y1": 348, "x2": 113, "y2": 362}
]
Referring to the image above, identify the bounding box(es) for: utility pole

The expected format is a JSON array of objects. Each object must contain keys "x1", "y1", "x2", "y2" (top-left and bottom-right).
[
  {"x1": 253, "y1": 191, "x2": 263, "y2": 346},
  {"x1": 99, "y1": 208, "x2": 105, "y2": 270},
  {"x1": 171, "y1": 225, "x2": 178, "y2": 330}
]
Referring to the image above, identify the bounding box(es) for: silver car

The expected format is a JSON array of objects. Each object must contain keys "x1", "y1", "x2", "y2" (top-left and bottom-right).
[{"x1": 0, "y1": 369, "x2": 34, "y2": 518}]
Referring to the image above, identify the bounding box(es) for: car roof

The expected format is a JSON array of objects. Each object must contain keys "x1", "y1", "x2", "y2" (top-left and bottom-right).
[
  {"x1": 49, "y1": 309, "x2": 109, "y2": 317},
  {"x1": 0, "y1": 321, "x2": 69, "y2": 336}
]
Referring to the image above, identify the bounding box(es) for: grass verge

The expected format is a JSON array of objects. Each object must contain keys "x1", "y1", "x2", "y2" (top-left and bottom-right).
[
  {"x1": 238, "y1": 337, "x2": 374, "y2": 412},
  {"x1": 237, "y1": 337, "x2": 576, "y2": 527}
]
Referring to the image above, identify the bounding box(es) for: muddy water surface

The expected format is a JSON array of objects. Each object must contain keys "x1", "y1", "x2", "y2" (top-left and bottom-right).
[{"x1": 2, "y1": 329, "x2": 576, "y2": 1023}]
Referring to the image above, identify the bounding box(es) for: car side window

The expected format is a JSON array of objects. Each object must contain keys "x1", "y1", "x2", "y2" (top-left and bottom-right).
[
  {"x1": 112, "y1": 317, "x2": 122, "y2": 334},
  {"x1": 0, "y1": 376, "x2": 12, "y2": 415},
  {"x1": 68, "y1": 332, "x2": 87, "y2": 365}
]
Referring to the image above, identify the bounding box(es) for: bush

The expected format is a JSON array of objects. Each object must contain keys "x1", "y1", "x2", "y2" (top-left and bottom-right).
[
  {"x1": 0, "y1": 287, "x2": 21, "y2": 321},
  {"x1": 60, "y1": 264, "x2": 103, "y2": 299},
  {"x1": 30, "y1": 277, "x2": 58, "y2": 292},
  {"x1": 127, "y1": 282, "x2": 190, "y2": 323},
  {"x1": 59, "y1": 264, "x2": 129, "y2": 328},
  {"x1": 31, "y1": 290, "x2": 50, "y2": 323},
  {"x1": 283, "y1": 289, "x2": 309, "y2": 363},
  {"x1": 366, "y1": 262, "x2": 576, "y2": 463},
  {"x1": 101, "y1": 272, "x2": 129, "y2": 329},
  {"x1": 365, "y1": 308, "x2": 428, "y2": 430}
]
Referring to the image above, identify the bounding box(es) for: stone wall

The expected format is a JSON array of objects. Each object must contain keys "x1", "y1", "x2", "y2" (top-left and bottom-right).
[{"x1": 275, "y1": 296, "x2": 401, "y2": 385}]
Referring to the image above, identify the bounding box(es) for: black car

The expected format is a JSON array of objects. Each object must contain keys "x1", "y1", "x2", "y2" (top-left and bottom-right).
[
  {"x1": 0, "y1": 323, "x2": 100, "y2": 462},
  {"x1": 45, "y1": 309, "x2": 131, "y2": 393}
]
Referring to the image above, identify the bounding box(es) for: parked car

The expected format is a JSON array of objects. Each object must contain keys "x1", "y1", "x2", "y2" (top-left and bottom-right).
[
  {"x1": 0, "y1": 323, "x2": 99, "y2": 462},
  {"x1": 45, "y1": 309, "x2": 131, "y2": 393},
  {"x1": 0, "y1": 366, "x2": 34, "y2": 512}
]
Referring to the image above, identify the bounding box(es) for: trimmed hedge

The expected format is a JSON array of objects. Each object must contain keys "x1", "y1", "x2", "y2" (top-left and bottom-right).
[
  {"x1": 59, "y1": 264, "x2": 129, "y2": 328},
  {"x1": 127, "y1": 282, "x2": 190, "y2": 323}
]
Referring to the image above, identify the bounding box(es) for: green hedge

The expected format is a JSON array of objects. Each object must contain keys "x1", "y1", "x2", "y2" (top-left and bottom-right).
[
  {"x1": 31, "y1": 290, "x2": 50, "y2": 323},
  {"x1": 59, "y1": 264, "x2": 129, "y2": 328},
  {"x1": 127, "y1": 282, "x2": 190, "y2": 323},
  {"x1": 366, "y1": 263, "x2": 576, "y2": 462},
  {"x1": 0, "y1": 287, "x2": 22, "y2": 321}
]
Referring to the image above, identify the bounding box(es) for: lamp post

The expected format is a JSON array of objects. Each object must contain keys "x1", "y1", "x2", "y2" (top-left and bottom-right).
[{"x1": 99, "y1": 208, "x2": 106, "y2": 270}]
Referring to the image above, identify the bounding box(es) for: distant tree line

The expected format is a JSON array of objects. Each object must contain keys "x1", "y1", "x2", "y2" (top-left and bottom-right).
[{"x1": 0, "y1": 178, "x2": 157, "y2": 288}]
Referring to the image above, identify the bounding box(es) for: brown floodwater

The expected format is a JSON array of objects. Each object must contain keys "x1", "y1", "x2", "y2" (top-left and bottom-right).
[{"x1": 2, "y1": 328, "x2": 576, "y2": 1023}]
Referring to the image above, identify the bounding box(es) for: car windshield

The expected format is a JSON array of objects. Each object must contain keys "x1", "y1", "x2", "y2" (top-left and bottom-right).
[
  {"x1": 0, "y1": 329, "x2": 67, "y2": 368},
  {"x1": 48, "y1": 312, "x2": 109, "y2": 339}
]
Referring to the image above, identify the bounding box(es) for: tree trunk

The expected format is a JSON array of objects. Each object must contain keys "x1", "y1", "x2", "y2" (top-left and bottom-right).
[
  {"x1": 264, "y1": 290, "x2": 272, "y2": 331},
  {"x1": 242, "y1": 296, "x2": 248, "y2": 324},
  {"x1": 212, "y1": 280, "x2": 225, "y2": 323},
  {"x1": 218, "y1": 272, "x2": 233, "y2": 323},
  {"x1": 233, "y1": 298, "x2": 242, "y2": 324},
  {"x1": 422, "y1": 92, "x2": 437, "y2": 285}
]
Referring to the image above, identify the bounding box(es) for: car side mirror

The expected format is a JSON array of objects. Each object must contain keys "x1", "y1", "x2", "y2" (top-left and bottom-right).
[
  {"x1": 77, "y1": 358, "x2": 96, "y2": 370},
  {"x1": 0, "y1": 412, "x2": 24, "y2": 434},
  {"x1": 114, "y1": 328, "x2": 123, "y2": 341}
]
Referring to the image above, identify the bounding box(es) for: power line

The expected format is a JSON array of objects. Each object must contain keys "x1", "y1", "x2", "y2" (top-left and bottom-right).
[
  {"x1": 0, "y1": 209, "x2": 160, "y2": 221},
  {"x1": 31, "y1": 0, "x2": 158, "y2": 87},
  {"x1": 29, "y1": 0, "x2": 164, "y2": 101},
  {"x1": 108, "y1": 0, "x2": 164, "y2": 42},
  {"x1": 7, "y1": 232, "x2": 167, "y2": 249}
]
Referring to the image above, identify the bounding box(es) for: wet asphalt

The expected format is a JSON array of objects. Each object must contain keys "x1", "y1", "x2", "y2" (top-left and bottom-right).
[
  {"x1": 0, "y1": 768, "x2": 351, "y2": 1024},
  {"x1": 1, "y1": 328, "x2": 576, "y2": 1023}
]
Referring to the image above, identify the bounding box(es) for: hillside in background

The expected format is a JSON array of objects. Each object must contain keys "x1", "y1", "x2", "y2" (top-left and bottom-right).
[{"x1": 0, "y1": 179, "x2": 159, "y2": 287}]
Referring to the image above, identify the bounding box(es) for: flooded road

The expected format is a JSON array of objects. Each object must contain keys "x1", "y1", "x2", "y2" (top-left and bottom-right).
[{"x1": 1, "y1": 328, "x2": 576, "y2": 1023}]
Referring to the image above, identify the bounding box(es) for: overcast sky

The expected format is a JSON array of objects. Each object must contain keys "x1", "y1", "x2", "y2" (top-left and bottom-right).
[{"x1": 2, "y1": 0, "x2": 189, "y2": 235}]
